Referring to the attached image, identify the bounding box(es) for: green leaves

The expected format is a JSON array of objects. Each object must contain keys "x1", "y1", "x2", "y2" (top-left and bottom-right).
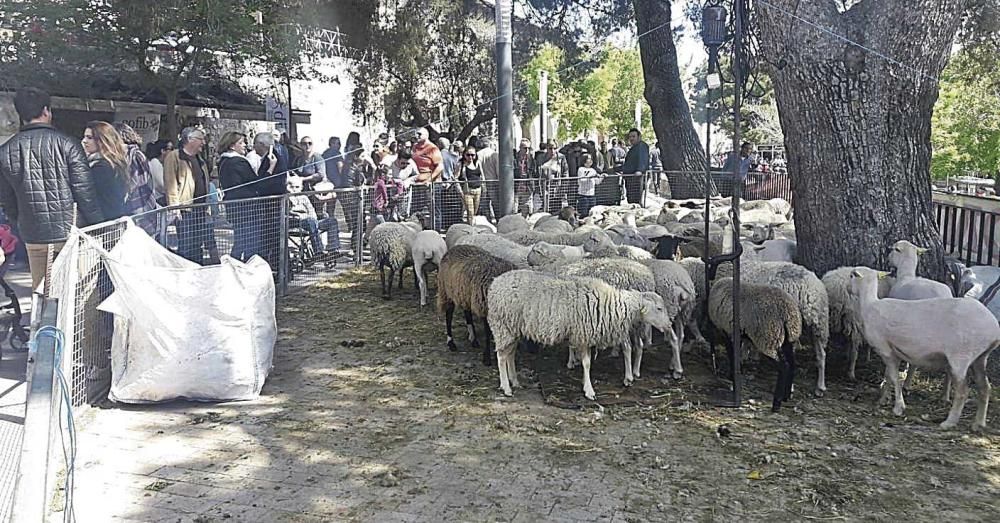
[{"x1": 931, "y1": 49, "x2": 1000, "y2": 180}]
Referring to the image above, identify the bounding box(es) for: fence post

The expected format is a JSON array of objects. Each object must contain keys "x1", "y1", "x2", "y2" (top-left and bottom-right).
[
  {"x1": 641, "y1": 173, "x2": 648, "y2": 208},
  {"x1": 542, "y1": 178, "x2": 550, "y2": 213},
  {"x1": 355, "y1": 188, "x2": 365, "y2": 267},
  {"x1": 429, "y1": 182, "x2": 437, "y2": 232},
  {"x1": 279, "y1": 196, "x2": 289, "y2": 296}
]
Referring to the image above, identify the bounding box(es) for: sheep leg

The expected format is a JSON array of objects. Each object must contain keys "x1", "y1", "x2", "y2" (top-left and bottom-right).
[
  {"x1": 943, "y1": 374, "x2": 952, "y2": 403},
  {"x1": 481, "y1": 317, "x2": 492, "y2": 367},
  {"x1": 566, "y1": 347, "x2": 578, "y2": 369},
  {"x1": 623, "y1": 340, "x2": 635, "y2": 387},
  {"x1": 580, "y1": 347, "x2": 597, "y2": 400},
  {"x1": 633, "y1": 339, "x2": 644, "y2": 381},
  {"x1": 386, "y1": 266, "x2": 396, "y2": 299},
  {"x1": 445, "y1": 303, "x2": 458, "y2": 351},
  {"x1": 772, "y1": 355, "x2": 789, "y2": 413},
  {"x1": 643, "y1": 323, "x2": 653, "y2": 350},
  {"x1": 398, "y1": 265, "x2": 405, "y2": 290},
  {"x1": 464, "y1": 310, "x2": 479, "y2": 347},
  {"x1": 687, "y1": 316, "x2": 707, "y2": 345},
  {"x1": 884, "y1": 357, "x2": 906, "y2": 417},
  {"x1": 970, "y1": 352, "x2": 990, "y2": 432},
  {"x1": 902, "y1": 362, "x2": 916, "y2": 391},
  {"x1": 668, "y1": 327, "x2": 683, "y2": 380},
  {"x1": 507, "y1": 348, "x2": 520, "y2": 389},
  {"x1": 673, "y1": 316, "x2": 687, "y2": 353},
  {"x1": 784, "y1": 342, "x2": 797, "y2": 401},
  {"x1": 940, "y1": 367, "x2": 969, "y2": 430},
  {"x1": 814, "y1": 341, "x2": 827, "y2": 397},
  {"x1": 415, "y1": 261, "x2": 428, "y2": 306},
  {"x1": 848, "y1": 342, "x2": 859, "y2": 381},
  {"x1": 379, "y1": 263, "x2": 387, "y2": 296},
  {"x1": 496, "y1": 337, "x2": 516, "y2": 397}
]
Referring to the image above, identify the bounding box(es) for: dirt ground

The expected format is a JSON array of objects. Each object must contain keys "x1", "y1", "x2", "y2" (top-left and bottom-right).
[{"x1": 262, "y1": 267, "x2": 1000, "y2": 522}]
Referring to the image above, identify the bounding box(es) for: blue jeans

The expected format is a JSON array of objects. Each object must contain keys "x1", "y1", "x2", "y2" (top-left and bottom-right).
[
  {"x1": 228, "y1": 201, "x2": 261, "y2": 262},
  {"x1": 577, "y1": 195, "x2": 596, "y2": 220},
  {"x1": 297, "y1": 216, "x2": 324, "y2": 253}
]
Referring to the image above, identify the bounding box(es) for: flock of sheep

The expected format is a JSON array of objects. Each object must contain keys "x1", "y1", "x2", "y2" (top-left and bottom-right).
[{"x1": 366, "y1": 196, "x2": 1000, "y2": 432}]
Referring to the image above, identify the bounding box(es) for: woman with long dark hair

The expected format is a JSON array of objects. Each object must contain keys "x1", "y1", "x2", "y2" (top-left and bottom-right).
[
  {"x1": 81, "y1": 121, "x2": 128, "y2": 220},
  {"x1": 456, "y1": 146, "x2": 483, "y2": 225}
]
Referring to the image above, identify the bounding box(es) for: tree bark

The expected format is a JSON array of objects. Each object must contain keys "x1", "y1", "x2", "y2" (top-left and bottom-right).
[
  {"x1": 757, "y1": 0, "x2": 968, "y2": 277},
  {"x1": 633, "y1": 0, "x2": 714, "y2": 199}
]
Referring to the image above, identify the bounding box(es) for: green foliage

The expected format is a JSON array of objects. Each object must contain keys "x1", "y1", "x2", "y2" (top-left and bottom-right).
[
  {"x1": 517, "y1": 44, "x2": 651, "y2": 142},
  {"x1": 931, "y1": 49, "x2": 1000, "y2": 180}
]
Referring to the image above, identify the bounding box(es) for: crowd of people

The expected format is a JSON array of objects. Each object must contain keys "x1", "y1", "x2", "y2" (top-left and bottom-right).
[{"x1": 0, "y1": 86, "x2": 669, "y2": 285}]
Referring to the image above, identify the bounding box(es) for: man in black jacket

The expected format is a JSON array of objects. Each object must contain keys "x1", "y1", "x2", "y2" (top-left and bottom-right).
[{"x1": 0, "y1": 88, "x2": 104, "y2": 290}]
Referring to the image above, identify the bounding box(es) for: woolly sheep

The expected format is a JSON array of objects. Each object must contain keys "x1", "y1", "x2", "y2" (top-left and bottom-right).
[
  {"x1": 637, "y1": 224, "x2": 672, "y2": 240},
  {"x1": 437, "y1": 245, "x2": 518, "y2": 365},
  {"x1": 947, "y1": 262, "x2": 1000, "y2": 320},
  {"x1": 497, "y1": 214, "x2": 530, "y2": 234},
  {"x1": 851, "y1": 267, "x2": 999, "y2": 430},
  {"x1": 502, "y1": 227, "x2": 612, "y2": 248},
  {"x1": 534, "y1": 215, "x2": 575, "y2": 233},
  {"x1": 526, "y1": 212, "x2": 551, "y2": 227},
  {"x1": 887, "y1": 240, "x2": 952, "y2": 300},
  {"x1": 821, "y1": 266, "x2": 894, "y2": 380},
  {"x1": 370, "y1": 222, "x2": 418, "y2": 299},
  {"x1": 717, "y1": 261, "x2": 830, "y2": 396},
  {"x1": 678, "y1": 257, "x2": 709, "y2": 345},
  {"x1": 709, "y1": 277, "x2": 803, "y2": 411},
  {"x1": 411, "y1": 230, "x2": 448, "y2": 307},
  {"x1": 488, "y1": 270, "x2": 673, "y2": 399},
  {"x1": 526, "y1": 243, "x2": 585, "y2": 266},
  {"x1": 456, "y1": 233, "x2": 532, "y2": 268},
  {"x1": 642, "y1": 259, "x2": 698, "y2": 373},
  {"x1": 445, "y1": 223, "x2": 480, "y2": 249}
]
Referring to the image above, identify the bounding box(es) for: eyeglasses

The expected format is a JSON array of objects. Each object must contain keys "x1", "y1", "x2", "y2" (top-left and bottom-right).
[{"x1": 302, "y1": 141, "x2": 312, "y2": 146}]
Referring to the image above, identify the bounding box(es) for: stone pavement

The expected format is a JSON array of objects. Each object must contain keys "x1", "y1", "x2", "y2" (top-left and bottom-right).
[{"x1": 0, "y1": 266, "x2": 33, "y2": 522}]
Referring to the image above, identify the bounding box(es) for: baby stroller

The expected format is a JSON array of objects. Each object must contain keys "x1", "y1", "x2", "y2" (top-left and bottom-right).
[{"x1": 0, "y1": 224, "x2": 29, "y2": 363}]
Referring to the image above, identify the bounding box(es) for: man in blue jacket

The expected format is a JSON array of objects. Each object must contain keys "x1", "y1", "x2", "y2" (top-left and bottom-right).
[{"x1": 620, "y1": 128, "x2": 649, "y2": 204}]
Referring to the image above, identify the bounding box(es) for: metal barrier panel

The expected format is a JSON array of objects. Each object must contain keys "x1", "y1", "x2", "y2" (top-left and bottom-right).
[
  {"x1": 656, "y1": 170, "x2": 794, "y2": 204},
  {"x1": 932, "y1": 199, "x2": 1000, "y2": 266}
]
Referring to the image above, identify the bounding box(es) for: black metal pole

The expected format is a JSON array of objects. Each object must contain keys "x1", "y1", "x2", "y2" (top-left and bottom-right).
[
  {"x1": 729, "y1": 0, "x2": 745, "y2": 406},
  {"x1": 495, "y1": 0, "x2": 515, "y2": 217}
]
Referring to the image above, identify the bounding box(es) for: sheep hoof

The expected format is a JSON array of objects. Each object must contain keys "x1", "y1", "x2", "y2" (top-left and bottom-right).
[
  {"x1": 672, "y1": 370, "x2": 683, "y2": 380},
  {"x1": 848, "y1": 372, "x2": 857, "y2": 381},
  {"x1": 471, "y1": 339, "x2": 481, "y2": 349},
  {"x1": 566, "y1": 362, "x2": 576, "y2": 370},
  {"x1": 585, "y1": 391, "x2": 596, "y2": 401},
  {"x1": 502, "y1": 387, "x2": 513, "y2": 397},
  {"x1": 892, "y1": 405, "x2": 905, "y2": 417},
  {"x1": 623, "y1": 378, "x2": 633, "y2": 387},
  {"x1": 971, "y1": 422, "x2": 987, "y2": 433},
  {"x1": 447, "y1": 340, "x2": 457, "y2": 352},
  {"x1": 939, "y1": 419, "x2": 958, "y2": 430},
  {"x1": 813, "y1": 388, "x2": 825, "y2": 398}
]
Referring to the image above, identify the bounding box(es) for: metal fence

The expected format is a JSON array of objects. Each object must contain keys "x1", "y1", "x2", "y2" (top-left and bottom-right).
[
  {"x1": 649, "y1": 169, "x2": 795, "y2": 203},
  {"x1": 932, "y1": 192, "x2": 1000, "y2": 266}
]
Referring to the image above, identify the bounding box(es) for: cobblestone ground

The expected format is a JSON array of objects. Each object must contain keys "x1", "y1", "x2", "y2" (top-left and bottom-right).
[{"x1": 67, "y1": 268, "x2": 1000, "y2": 522}]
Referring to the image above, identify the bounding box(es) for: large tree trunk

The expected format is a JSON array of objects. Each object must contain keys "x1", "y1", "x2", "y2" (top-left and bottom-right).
[
  {"x1": 757, "y1": 0, "x2": 967, "y2": 277},
  {"x1": 633, "y1": 0, "x2": 713, "y2": 199}
]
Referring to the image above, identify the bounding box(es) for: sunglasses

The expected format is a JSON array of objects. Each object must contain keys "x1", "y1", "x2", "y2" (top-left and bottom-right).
[
  {"x1": 464, "y1": 153, "x2": 476, "y2": 158},
  {"x1": 302, "y1": 141, "x2": 312, "y2": 146}
]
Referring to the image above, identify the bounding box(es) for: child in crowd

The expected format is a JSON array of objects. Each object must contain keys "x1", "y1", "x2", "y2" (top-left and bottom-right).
[{"x1": 575, "y1": 153, "x2": 604, "y2": 219}]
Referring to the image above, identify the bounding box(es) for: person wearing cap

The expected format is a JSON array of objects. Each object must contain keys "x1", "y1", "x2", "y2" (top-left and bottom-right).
[{"x1": 163, "y1": 126, "x2": 212, "y2": 263}]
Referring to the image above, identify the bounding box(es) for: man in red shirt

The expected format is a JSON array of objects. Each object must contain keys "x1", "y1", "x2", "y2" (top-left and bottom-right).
[{"x1": 410, "y1": 128, "x2": 442, "y2": 224}]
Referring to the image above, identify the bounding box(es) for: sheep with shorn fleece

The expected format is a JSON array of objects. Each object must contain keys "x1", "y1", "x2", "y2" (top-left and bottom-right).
[
  {"x1": 533, "y1": 215, "x2": 574, "y2": 233},
  {"x1": 436, "y1": 245, "x2": 518, "y2": 366},
  {"x1": 708, "y1": 277, "x2": 803, "y2": 412},
  {"x1": 641, "y1": 259, "x2": 698, "y2": 365},
  {"x1": 369, "y1": 221, "x2": 419, "y2": 299},
  {"x1": 887, "y1": 240, "x2": 952, "y2": 300},
  {"x1": 850, "y1": 267, "x2": 999, "y2": 430},
  {"x1": 488, "y1": 270, "x2": 673, "y2": 400},
  {"x1": 821, "y1": 266, "x2": 894, "y2": 380},
  {"x1": 717, "y1": 261, "x2": 830, "y2": 397},
  {"x1": 411, "y1": 230, "x2": 448, "y2": 307},
  {"x1": 445, "y1": 223, "x2": 480, "y2": 249}
]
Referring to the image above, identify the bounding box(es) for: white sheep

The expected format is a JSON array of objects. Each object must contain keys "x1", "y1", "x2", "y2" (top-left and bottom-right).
[
  {"x1": 717, "y1": 261, "x2": 830, "y2": 396},
  {"x1": 496, "y1": 214, "x2": 530, "y2": 234},
  {"x1": 642, "y1": 259, "x2": 698, "y2": 372},
  {"x1": 488, "y1": 270, "x2": 673, "y2": 400},
  {"x1": 887, "y1": 240, "x2": 952, "y2": 300},
  {"x1": 741, "y1": 238, "x2": 797, "y2": 263},
  {"x1": 503, "y1": 227, "x2": 612, "y2": 249},
  {"x1": 822, "y1": 266, "x2": 894, "y2": 380},
  {"x1": 369, "y1": 222, "x2": 419, "y2": 299},
  {"x1": 708, "y1": 277, "x2": 802, "y2": 411},
  {"x1": 445, "y1": 223, "x2": 480, "y2": 249},
  {"x1": 526, "y1": 243, "x2": 585, "y2": 266},
  {"x1": 851, "y1": 267, "x2": 998, "y2": 430},
  {"x1": 411, "y1": 230, "x2": 448, "y2": 307}
]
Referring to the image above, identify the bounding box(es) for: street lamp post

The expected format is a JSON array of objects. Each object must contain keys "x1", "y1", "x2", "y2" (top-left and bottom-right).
[
  {"x1": 539, "y1": 70, "x2": 548, "y2": 147},
  {"x1": 701, "y1": 1, "x2": 744, "y2": 407},
  {"x1": 495, "y1": 0, "x2": 515, "y2": 217}
]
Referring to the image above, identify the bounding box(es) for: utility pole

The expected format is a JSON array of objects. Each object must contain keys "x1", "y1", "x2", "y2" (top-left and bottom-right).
[
  {"x1": 495, "y1": 0, "x2": 514, "y2": 217},
  {"x1": 286, "y1": 75, "x2": 295, "y2": 142}
]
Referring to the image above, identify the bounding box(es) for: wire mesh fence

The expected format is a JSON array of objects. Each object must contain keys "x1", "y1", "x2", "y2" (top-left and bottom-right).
[{"x1": 651, "y1": 169, "x2": 795, "y2": 203}]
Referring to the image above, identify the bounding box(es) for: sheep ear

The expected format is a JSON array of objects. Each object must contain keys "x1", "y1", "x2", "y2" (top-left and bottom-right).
[
  {"x1": 877, "y1": 271, "x2": 890, "y2": 279},
  {"x1": 916, "y1": 247, "x2": 929, "y2": 255},
  {"x1": 851, "y1": 269, "x2": 862, "y2": 279}
]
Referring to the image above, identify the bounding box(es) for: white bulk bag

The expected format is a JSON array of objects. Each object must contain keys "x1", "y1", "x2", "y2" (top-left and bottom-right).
[{"x1": 91, "y1": 221, "x2": 275, "y2": 403}]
